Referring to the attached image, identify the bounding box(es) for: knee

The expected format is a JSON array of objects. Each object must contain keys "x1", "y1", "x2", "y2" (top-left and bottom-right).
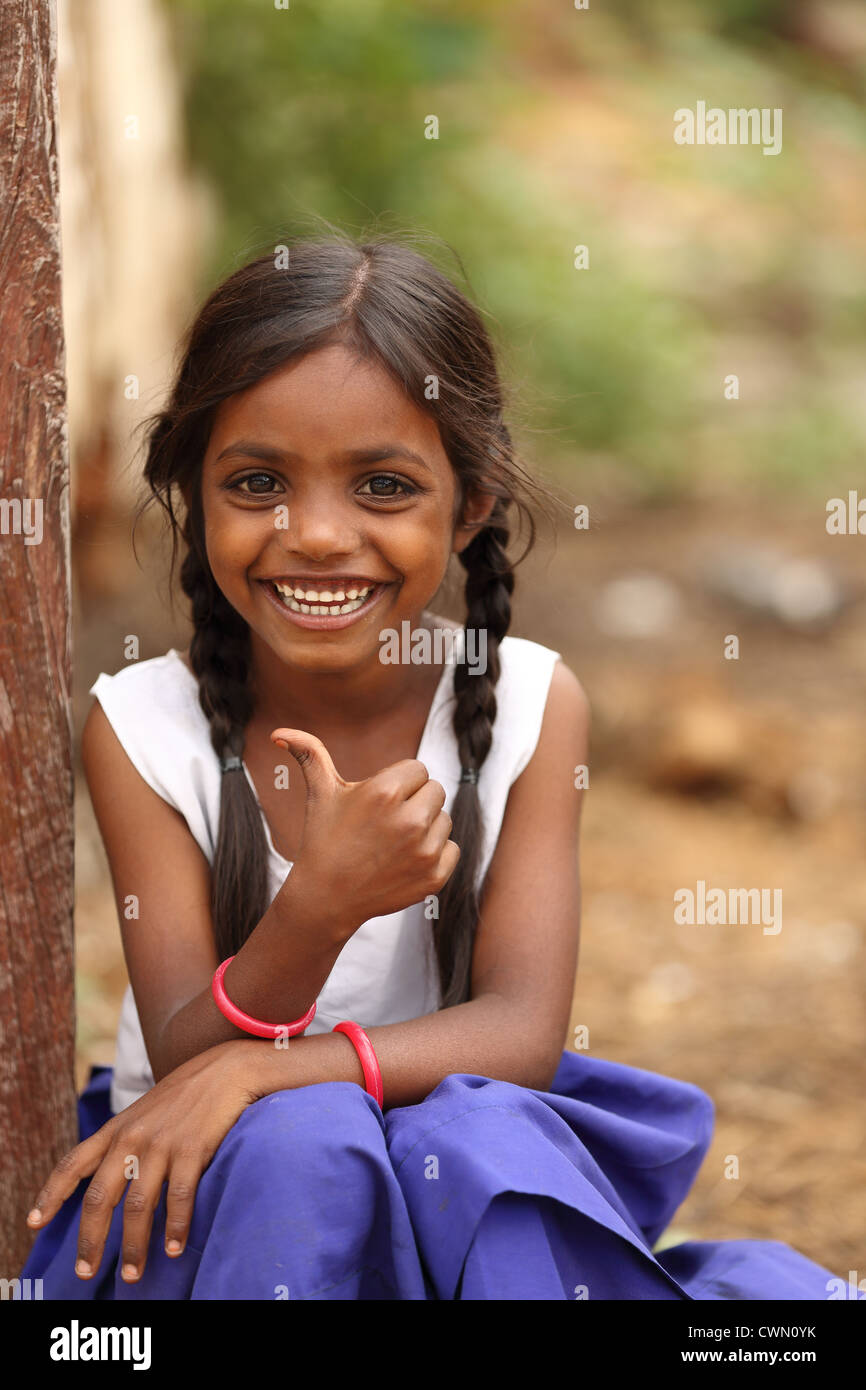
[{"x1": 225, "y1": 1081, "x2": 385, "y2": 1168}]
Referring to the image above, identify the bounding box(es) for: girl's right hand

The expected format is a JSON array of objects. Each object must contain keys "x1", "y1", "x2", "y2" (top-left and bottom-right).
[
  {"x1": 271, "y1": 728, "x2": 460, "y2": 935},
  {"x1": 26, "y1": 1040, "x2": 267, "y2": 1284}
]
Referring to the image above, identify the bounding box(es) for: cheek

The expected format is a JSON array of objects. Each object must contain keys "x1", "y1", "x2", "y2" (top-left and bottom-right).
[
  {"x1": 204, "y1": 510, "x2": 266, "y2": 585},
  {"x1": 207, "y1": 488, "x2": 267, "y2": 536},
  {"x1": 380, "y1": 513, "x2": 452, "y2": 582}
]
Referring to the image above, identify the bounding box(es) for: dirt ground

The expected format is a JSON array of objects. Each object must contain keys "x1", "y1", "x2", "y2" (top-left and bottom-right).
[{"x1": 72, "y1": 494, "x2": 866, "y2": 1281}]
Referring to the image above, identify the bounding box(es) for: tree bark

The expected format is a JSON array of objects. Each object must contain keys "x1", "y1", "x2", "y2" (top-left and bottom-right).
[{"x1": 0, "y1": 0, "x2": 76, "y2": 1275}]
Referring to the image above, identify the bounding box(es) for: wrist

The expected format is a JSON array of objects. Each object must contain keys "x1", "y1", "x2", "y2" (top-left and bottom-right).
[
  {"x1": 226, "y1": 1038, "x2": 289, "y2": 1100},
  {"x1": 279, "y1": 861, "x2": 362, "y2": 946},
  {"x1": 229, "y1": 1032, "x2": 366, "y2": 1099}
]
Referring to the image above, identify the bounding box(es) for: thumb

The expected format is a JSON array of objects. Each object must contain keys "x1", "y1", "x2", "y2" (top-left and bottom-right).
[{"x1": 270, "y1": 727, "x2": 345, "y2": 801}]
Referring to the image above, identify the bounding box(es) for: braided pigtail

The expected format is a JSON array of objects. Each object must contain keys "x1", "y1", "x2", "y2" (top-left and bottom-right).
[
  {"x1": 433, "y1": 497, "x2": 514, "y2": 1008},
  {"x1": 179, "y1": 541, "x2": 271, "y2": 961}
]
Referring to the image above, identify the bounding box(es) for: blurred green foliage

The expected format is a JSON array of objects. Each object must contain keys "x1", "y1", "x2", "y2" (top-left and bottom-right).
[{"x1": 165, "y1": 0, "x2": 866, "y2": 498}]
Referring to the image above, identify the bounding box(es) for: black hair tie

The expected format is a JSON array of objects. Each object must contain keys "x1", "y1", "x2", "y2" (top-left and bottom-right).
[{"x1": 459, "y1": 766, "x2": 479, "y2": 785}]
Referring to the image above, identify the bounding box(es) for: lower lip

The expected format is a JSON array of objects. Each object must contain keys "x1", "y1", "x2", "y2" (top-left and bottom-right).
[{"x1": 258, "y1": 580, "x2": 389, "y2": 631}]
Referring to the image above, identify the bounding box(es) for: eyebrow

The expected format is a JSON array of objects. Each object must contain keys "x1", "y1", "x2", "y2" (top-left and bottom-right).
[{"x1": 213, "y1": 440, "x2": 433, "y2": 473}]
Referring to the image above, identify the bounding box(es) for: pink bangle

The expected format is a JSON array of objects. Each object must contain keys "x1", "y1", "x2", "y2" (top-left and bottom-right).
[
  {"x1": 212, "y1": 956, "x2": 316, "y2": 1039},
  {"x1": 333, "y1": 1021, "x2": 384, "y2": 1108}
]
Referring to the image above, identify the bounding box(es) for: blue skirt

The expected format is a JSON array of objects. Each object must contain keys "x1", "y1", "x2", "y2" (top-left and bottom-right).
[{"x1": 21, "y1": 1051, "x2": 848, "y2": 1300}]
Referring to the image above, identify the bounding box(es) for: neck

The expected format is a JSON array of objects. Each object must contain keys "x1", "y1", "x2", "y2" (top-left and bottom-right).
[{"x1": 246, "y1": 611, "x2": 452, "y2": 733}]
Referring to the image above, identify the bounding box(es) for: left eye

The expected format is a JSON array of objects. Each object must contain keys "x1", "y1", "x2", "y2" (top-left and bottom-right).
[{"x1": 358, "y1": 475, "x2": 416, "y2": 498}]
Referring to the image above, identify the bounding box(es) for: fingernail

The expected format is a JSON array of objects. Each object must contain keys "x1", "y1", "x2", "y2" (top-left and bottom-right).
[
  {"x1": 121, "y1": 1263, "x2": 139, "y2": 1281},
  {"x1": 75, "y1": 1260, "x2": 92, "y2": 1277},
  {"x1": 27, "y1": 1208, "x2": 42, "y2": 1225},
  {"x1": 166, "y1": 1239, "x2": 182, "y2": 1255}
]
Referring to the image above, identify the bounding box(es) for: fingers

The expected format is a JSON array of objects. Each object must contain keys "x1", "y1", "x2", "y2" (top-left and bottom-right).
[
  {"x1": 74, "y1": 1146, "x2": 135, "y2": 1281},
  {"x1": 26, "y1": 1123, "x2": 118, "y2": 1230},
  {"x1": 270, "y1": 727, "x2": 346, "y2": 799},
  {"x1": 419, "y1": 811, "x2": 460, "y2": 885},
  {"x1": 410, "y1": 776, "x2": 447, "y2": 827},
  {"x1": 163, "y1": 1159, "x2": 203, "y2": 1260},
  {"x1": 116, "y1": 1148, "x2": 176, "y2": 1283},
  {"x1": 27, "y1": 1128, "x2": 176, "y2": 1285},
  {"x1": 433, "y1": 834, "x2": 461, "y2": 890},
  {"x1": 373, "y1": 758, "x2": 432, "y2": 801},
  {"x1": 76, "y1": 1146, "x2": 195, "y2": 1284}
]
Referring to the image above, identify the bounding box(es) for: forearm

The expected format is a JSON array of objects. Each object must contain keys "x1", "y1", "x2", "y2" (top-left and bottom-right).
[
  {"x1": 238, "y1": 992, "x2": 566, "y2": 1109},
  {"x1": 153, "y1": 867, "x2": 352, "y2": 1081}
]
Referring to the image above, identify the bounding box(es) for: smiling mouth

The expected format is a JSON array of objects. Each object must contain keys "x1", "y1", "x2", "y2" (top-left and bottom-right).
[
  {"x1": 268, "y1": 578, "x2": 383, "y2": 617},
  {"x1": 257, "y1": 577, "x2": 389, "y2": 622}
]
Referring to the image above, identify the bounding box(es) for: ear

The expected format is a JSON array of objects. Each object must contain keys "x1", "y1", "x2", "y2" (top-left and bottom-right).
[{"x1": 452, "y1": 488, "x2": 498, "y2": 556}]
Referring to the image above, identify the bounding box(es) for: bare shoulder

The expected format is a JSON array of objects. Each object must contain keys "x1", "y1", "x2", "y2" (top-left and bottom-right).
[
  {"x1": 80, "y1": 695, "x2": 118, "y2": 774},
  {"x1": 80, "y1": 696, "x2": 189, "y2": 834},
  {"x1": 80, "y1": 695, "x2": 135, "y2": 778},
  {"x1": 508, "y1": 657, "x2": 590, "y2": 797},
  {"x1": 542, "y1": 659, "x2": 591, "y2": 744}
]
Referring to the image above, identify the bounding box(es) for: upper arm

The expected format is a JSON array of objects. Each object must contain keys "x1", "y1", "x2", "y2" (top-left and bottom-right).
[
  {"x1": 469, "y1": 660, "x2": 590, "y2": 1073},
  {"x1": 80, "y1": 698, "x2": 220, "y2": 1072}
]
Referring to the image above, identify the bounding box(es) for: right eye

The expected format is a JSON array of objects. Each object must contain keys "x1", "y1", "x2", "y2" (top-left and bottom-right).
[{"x1": 227, "y1": 473, "x2": 281, "y2": 496}]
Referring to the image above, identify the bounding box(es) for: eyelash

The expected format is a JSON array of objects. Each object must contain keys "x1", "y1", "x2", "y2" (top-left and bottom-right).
[{"x1": 227, "y1": 471, "x2": 420, "y2": 500}]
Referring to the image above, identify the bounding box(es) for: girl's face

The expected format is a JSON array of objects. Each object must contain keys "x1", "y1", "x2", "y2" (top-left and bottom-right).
[{"x1": 198, "y1": 343, "x2": 491, "y2": 675}]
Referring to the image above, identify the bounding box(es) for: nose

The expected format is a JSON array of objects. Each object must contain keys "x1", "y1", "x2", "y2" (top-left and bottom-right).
[{"x1": 277, "y1": 486, "x2": 359, "y2": 563}]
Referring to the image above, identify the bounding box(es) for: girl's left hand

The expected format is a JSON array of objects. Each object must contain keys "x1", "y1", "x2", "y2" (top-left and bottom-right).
[{"x1": 26, "y1": 1040, "x2": 264, "y2": 1284}]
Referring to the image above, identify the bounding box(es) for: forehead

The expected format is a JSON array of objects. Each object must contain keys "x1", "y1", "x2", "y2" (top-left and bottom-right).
[{"x1": 205, "y1": 343, "x2": 447, "y2": 463}]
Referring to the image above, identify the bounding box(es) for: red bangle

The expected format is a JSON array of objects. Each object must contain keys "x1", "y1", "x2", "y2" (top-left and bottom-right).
[
  {"x1": 212, "y1": 956, "x2": 316, "y2": 1039},
  {"x1": 333, "y1": 1022, "x2": 383, "y2": 1108}
]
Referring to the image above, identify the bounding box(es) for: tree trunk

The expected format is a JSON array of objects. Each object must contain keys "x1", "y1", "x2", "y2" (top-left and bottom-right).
[{"x1": 0, "y1": 0, "x2": 76, "y2": 1275}]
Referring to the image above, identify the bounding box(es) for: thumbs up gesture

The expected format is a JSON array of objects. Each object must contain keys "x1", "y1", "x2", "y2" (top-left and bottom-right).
[{"x1": 270, "y1": 728, "x2": 460, "y2": 937}]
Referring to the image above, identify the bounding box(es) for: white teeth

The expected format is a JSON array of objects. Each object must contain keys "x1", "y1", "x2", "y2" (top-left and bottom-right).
[
  {"x1": 271, "y1": 583, "x2": 375, "y2": 617},
  {"x1": 274, "y1": 581, "x2": 373, "y2": 599}
]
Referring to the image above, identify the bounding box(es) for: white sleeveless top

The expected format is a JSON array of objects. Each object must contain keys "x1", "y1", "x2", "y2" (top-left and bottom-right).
[{"x1": 89, "y1": 634, "x2": 561, "y2": 1113}]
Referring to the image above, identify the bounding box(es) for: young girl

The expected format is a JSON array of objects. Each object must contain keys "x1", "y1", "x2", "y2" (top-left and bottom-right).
[{"x1": 23, "y1": 234, "x2": 847, "y2": 1300}]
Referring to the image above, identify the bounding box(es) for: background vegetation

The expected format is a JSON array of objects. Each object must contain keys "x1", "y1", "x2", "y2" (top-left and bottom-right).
[{"x1": 166, "y1": 0, "x2": 866, "y2": 497}]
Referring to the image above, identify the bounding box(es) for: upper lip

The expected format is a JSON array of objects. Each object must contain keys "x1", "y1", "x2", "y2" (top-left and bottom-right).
[{"x1": 257, "y1": 576, "x2": 387, "y2": 586}]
